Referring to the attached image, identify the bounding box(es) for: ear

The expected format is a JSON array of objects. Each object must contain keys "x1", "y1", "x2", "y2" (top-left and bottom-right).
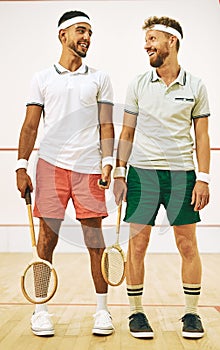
[
  {"x1": 59, "y1": 29, "x2": 67, "y2": 44},
  {"x1": 169, "y1": 35, "x2": 178, "y2": 48}
]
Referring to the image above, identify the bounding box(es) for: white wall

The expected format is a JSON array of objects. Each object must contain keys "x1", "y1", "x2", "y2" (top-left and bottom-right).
[{"x1": 0, "y1": 0, "x2": 220, "y2": 253}]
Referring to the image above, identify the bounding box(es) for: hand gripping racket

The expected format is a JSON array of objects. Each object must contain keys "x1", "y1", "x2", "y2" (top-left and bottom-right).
[
  {"x1": 21, "y1": 187, "x2": 58, "y2": 304},
  {"x1": 101, "y1": 203, "x2": 126, "y2": 286}
]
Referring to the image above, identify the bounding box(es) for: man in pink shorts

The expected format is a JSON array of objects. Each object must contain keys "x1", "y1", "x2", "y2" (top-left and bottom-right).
[{"x1": 16, "y1": 10, "x2": 114, "y2": 337}]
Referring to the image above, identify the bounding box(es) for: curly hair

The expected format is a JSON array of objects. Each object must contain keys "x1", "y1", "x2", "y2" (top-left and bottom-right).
[{"x1": 143, "y1": 16, "x2": 183, "y2": 51}]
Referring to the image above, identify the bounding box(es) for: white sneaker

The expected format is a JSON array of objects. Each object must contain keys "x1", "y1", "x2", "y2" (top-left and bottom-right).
[
  {"x1": 92, "y1": 310, "x2": 114, "y2": 335},
  {"x1": 31, "y1": 311, "x2": 55, "y2": 336}
]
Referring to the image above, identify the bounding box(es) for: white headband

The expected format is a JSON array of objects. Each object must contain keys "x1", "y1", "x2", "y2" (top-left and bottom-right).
[
  {"x1": 58, "y1": 16, "x2": 91, "y2": 32},
  {"x1": 147, "y1": 24, "x2": 182, "y2": 41}
]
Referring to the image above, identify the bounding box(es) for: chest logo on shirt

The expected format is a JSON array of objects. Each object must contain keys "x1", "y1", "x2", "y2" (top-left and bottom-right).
[{"x1": 175, "y1": 97, "x2": 194, "y2": 102}]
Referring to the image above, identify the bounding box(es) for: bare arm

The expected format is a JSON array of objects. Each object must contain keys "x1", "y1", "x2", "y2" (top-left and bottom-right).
[
  {"x1": 194, "y1": 117, "x2": 210, "y2": 173},
  {"x1": 116, "y1": 112, "x2": 137, "y2": 167},
  {"x1": 114, "y1": 112, "x2": 137, "y2": 204},
  {"x1": 98, "y1": 103, "x2": 114, "y2": 188},
  {"x1": 191, "y1": 117, "x2": 210, "y2": 211},
  {"x1": 16, "y1": 105, "x2": 42, "y2": 197}
]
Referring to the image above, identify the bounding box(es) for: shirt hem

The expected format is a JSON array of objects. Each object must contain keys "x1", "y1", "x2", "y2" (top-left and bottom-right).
[
  {"x1": 38, "y1": 156, "x2": 102, "y2": 174},
  {"x1": 128, "y1": 163, "x2": 196, "y2": 171}
]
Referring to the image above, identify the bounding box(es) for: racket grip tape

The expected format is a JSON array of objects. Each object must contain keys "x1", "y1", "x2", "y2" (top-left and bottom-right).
[
  {"x1": 25, "y1": 187, "x2": 32, "y2": 205},
  {"x1": 99, "y1": 179, "x2": 108, "y2": 186}
]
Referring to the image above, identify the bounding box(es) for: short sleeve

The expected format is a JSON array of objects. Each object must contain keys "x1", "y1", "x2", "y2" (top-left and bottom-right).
[
  {"x1": 192, "y1": 80, "x2": 210, "y2": 118},
  {"x1": 97, "y1": 72, "x2": 113, "y2": 105},
  {"x1": 124, "y1": 78, "x2": 139, "y2": 115},
  {"x1": 26, "y1": 73, "x2": 44, "y2": 107}
]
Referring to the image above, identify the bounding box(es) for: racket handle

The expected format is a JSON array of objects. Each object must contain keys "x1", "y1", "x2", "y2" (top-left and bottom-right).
[
  {"x1": 25, "y1": 187, "x2": 32, "y2": 205},
  {"x1": 25, "y1": 187, "x2": 36, "y2": 246},
  {"x1": 116, "y1": 203, "x2": 122, "y2": 233},
  {"x1": 99, "y1": 179, "x2": 108, "y2": 186}
]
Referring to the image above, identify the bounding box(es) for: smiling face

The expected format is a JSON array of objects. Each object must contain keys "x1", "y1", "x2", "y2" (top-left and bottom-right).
[
  {"x1": 61, "y1": 22, "x2": 92, "y2": 58},
  {"x1": 144, "y1": 29, "x2": 171, "y2": 68}
]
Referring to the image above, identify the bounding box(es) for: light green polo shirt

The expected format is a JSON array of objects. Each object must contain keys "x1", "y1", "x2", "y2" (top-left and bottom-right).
[{"x1": 125, "y1": 67, "x2": 210, "y2": 170}]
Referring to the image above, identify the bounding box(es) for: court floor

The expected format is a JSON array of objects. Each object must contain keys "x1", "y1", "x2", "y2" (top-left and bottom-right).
[{"x1": 0, "y1": 253, "x2": 219, "y2": 350}]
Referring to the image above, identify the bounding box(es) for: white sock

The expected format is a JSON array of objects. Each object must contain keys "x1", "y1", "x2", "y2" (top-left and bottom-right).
[
  {"x1": 183, "y1": 283, "x2": 201, "y2": 315},
  {"x1": 127, "y1": 284, "x2": 144, "y2": 315},
  {"x1": 35, "y1": 298, "x2": 48, "y2": 313},
  {"x1": 96, "y1": 293, "x2": 108, "y2": 312}
]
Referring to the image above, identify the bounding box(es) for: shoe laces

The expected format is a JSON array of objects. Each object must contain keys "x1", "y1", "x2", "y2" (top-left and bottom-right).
[
  {"x1": 181, "y1": 313, "x2": 201, "y2": 327},
  {"x1": 93, "y1": 310, "x2": 112, "y2": 325},
  {"x1": 33, "y1": 311, "x2": 53, "y2": 324},
  {"x1": 130, "y1": 313, "x2": 148, "y2": 327}
]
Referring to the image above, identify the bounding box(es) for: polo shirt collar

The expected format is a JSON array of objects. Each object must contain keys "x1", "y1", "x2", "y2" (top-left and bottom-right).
[
  {"x1": 54, "y1": 63, "x2": 88, "y2": 75},
  {"x1": 151, "y1": 66, "x2": 186, "y2": 86},
  {"x1": 151, "y1": 69, "x2": 159, "y2": 82}
]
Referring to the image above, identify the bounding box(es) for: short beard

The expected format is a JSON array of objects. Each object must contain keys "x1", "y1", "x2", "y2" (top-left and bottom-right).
[
  {"x1": 150, "y1": 46, "x2": 169, "y2": 68},
  {"x1": 69, "y1": 43, "x2": 87, "y2": 58},
  {"x1": 150, "y1": 55, "x2": 164, "y2": 68},
  {"x1": 74, "y1": 49, "x2": 87, "y2": 58}
]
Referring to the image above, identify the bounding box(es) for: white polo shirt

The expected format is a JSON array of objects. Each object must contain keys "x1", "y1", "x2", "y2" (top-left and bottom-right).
[
  {"x1": 27, "y1": 63, "x2": 113, "y2": 173},
  {"x1": 125, "y1": 67, "x2": 210, "y2": 170}
]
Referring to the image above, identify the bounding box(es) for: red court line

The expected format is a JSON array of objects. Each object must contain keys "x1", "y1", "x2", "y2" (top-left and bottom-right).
[
  {"x1": 0, "y1": 148, "x2": 220, "y2": 151},
  {"x1": 0, "y1": 302, "x2": 219, "y2": 310},
  {"x1": 1, "y1": 224, "x2": 220, "y2": 228},
  {"x1": 0, "y1": 148, "x2": 39, "y2": 151},
  {"x1": 2, "y1": 0, "x2": 122, "y2": 1}
]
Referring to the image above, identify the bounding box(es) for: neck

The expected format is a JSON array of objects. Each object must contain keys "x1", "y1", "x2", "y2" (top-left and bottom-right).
[
  {"x1": 156, "y1": 59, "x2": 180, "y2": 86},
  {"x1": 59, "y1": 51, "x2": 83, "y2": 72}
]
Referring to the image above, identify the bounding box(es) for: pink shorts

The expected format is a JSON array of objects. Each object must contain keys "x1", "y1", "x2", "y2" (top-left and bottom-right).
[{"x1": 33, "y1": 158, "x2": 108, "y2": 220}]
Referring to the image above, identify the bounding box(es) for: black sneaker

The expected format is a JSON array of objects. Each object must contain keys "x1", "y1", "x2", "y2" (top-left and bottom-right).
[
  {"x1": 129, "y1": 312, "x2": 154, "y2": 338},
  {"x1": 181, "y1": 313, "x2": 205, "y2": 338}
]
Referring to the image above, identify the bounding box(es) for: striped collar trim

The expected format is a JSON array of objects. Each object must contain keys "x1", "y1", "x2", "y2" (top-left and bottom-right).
[
  {"x1": 151, "y1": 67, "x2": 186, "y2": 86},
  {"x1": 54, "y1": 63, "x2": 88, "y2": 75}
]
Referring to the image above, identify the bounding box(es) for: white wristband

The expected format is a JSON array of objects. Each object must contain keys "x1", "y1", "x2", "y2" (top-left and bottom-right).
[
  {"x1": 197, "y1": 172, "x2": 211, "y2": 184},
  {"x1": 102, "y1": 156, "x2": 114, "y2": 168},
  {"x1": 113, "y1": 166, "x2": 127, "y2": 178},
  {"x1": 15, "y1": 158, "x2": 28, "y2": 171}
]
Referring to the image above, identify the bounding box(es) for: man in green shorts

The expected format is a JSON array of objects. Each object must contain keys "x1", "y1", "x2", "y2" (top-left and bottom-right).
[{"x1": 113, "y1": 16, "x2": 210, "y2": 339}]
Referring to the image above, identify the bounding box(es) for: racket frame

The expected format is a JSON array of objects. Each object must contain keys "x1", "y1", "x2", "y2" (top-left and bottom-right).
[
  {"x1": 21, "y1": 188, "x2": 58, "y2": 304},
  {"x1": 101, "y1": 203, "x2": 126, "y2": 286}
]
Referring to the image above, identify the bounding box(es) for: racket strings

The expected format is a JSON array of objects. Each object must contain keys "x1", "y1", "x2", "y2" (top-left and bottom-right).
[
  {"x1": 103, "y1": 247, "x2": 125, "y2": 286},
  {"x1": 23, "y1": 262, "x2": 57, "y2": 302},
  {"x1": 33, "y1": 263, "x2": 51, "y2": 298}
]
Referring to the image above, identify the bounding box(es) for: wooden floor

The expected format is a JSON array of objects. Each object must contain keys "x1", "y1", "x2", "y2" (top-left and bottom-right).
[{"x1": 0, "y1": 253, "x2": 220, "y2": 350}]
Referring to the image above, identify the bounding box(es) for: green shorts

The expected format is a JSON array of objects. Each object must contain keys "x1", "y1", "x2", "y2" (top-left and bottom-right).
[{"x1": 124, "y1": 166, "x2": 200, "y2": 226}]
